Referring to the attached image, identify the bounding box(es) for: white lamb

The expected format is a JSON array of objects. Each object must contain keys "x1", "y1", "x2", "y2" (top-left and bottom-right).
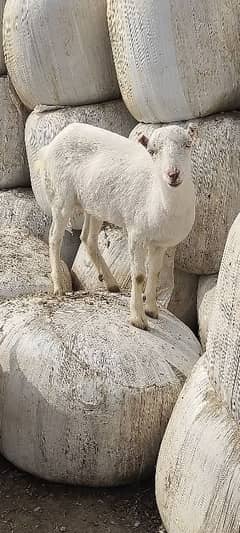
[{"x1": 35, "y1": 122, "x2": 197, "y2": 330}]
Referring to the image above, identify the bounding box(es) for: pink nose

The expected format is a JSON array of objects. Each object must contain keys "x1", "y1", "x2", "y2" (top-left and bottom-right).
[{"x1": 167, "y1": 169, "x2": 180, "y2": 182}]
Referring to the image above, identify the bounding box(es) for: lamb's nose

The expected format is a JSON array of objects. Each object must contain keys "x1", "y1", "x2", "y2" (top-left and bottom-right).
[{"x1": 167, "y1": 169, "x2": 180, "y2": 181}]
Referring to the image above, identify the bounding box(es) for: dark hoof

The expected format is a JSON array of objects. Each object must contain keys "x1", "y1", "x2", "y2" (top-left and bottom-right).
[
  {"x1": 108, "y1": 285, "x2": 120, "y2": 293},
  {"x1": 145, "y1": 308, "x2": 159, "y2": 319}
]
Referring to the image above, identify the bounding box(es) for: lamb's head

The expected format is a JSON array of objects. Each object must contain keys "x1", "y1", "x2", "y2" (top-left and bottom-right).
[{"x1": 138, "y1": 124, "x2": 197, "y2": 188}]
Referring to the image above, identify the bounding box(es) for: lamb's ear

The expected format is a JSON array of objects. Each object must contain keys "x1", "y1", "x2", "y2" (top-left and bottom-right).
[
  {"x1": 187, "y1": 123, "x2": 198, "y2": 141},
  {"x1": 137, "y1": 133, "x2": 149, "y2": 149}
]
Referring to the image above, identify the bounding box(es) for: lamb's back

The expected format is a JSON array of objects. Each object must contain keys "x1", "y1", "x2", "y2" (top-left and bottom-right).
[{"x1": 48, "y1": 122, "x2": 149, "y2": 168}]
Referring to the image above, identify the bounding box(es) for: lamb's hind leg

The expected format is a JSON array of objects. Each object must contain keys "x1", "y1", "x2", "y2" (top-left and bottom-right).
[
  {"x1": 80, "y1": 212, "x2": 90, "y2": 243},
  {"x1": 81, "y1": 215, "x2": 120, "y2": 293},
  {"x1": 49, "y1": 201, "x2": 72, "y2": 296}
]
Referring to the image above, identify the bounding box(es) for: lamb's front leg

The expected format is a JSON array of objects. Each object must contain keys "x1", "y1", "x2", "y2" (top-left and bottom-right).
[
  {"x1": 49, "y1": 204, "x2": 70, "y2": 296},
  {"x1": 145, "y1": 245, "x2": 166, "y2": 319},
  {"x1": 128, "y1": 232, "x2": 148, "y2": 330}
]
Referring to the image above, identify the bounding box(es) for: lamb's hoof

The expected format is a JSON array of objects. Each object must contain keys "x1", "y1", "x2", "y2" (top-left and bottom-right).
[
  {"x1": 98, "y1": 274, "x2": 104, "y2": 282},
  {"x1": 108, "y1": 284, "x2": 120, "y2": 293},
  {"x1": 145, "y1": 306, "x2": 159, "y2": 319},
  {"x1": 53, "y1": 286, "x2": 65, "y2": 297},
  {"x1": 130, "y1": 316, "x2": 149, "y2": 331}
]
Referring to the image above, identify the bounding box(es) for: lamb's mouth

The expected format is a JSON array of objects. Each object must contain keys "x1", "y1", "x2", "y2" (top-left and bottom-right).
[{"x1": 168, "y1": 181, "x2": 182, "y2": 188}]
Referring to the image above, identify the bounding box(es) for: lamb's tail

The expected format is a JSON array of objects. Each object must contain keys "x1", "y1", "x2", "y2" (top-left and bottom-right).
[
  {"x1": 34, "y1": 145, "x2": 48, "y2": 176},
  {"x1": 34, "y1": 158, "x2": 45, "y2": 174}
]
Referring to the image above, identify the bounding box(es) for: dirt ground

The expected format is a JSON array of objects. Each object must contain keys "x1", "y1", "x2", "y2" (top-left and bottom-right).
[{"x1": 0, "y1": 454, "x2": 164, "y2": 533}]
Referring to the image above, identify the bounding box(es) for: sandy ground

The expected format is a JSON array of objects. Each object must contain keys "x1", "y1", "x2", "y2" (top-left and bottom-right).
[{"x1": 0, "y1": 454, "x2": 164, "y2": 533}]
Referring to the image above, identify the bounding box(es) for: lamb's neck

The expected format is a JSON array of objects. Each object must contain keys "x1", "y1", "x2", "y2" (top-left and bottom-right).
[
  {"x1": 157, "y1": 177, "x2": 195, "y2": 215},
  {"x1": 145, "y1": 175, "x2": 195, "y2": 237}
]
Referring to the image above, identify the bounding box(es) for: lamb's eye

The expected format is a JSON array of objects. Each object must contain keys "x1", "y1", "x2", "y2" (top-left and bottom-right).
[{"x1": 183, "y1": 141, "x2": 191, "y2": 149}]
